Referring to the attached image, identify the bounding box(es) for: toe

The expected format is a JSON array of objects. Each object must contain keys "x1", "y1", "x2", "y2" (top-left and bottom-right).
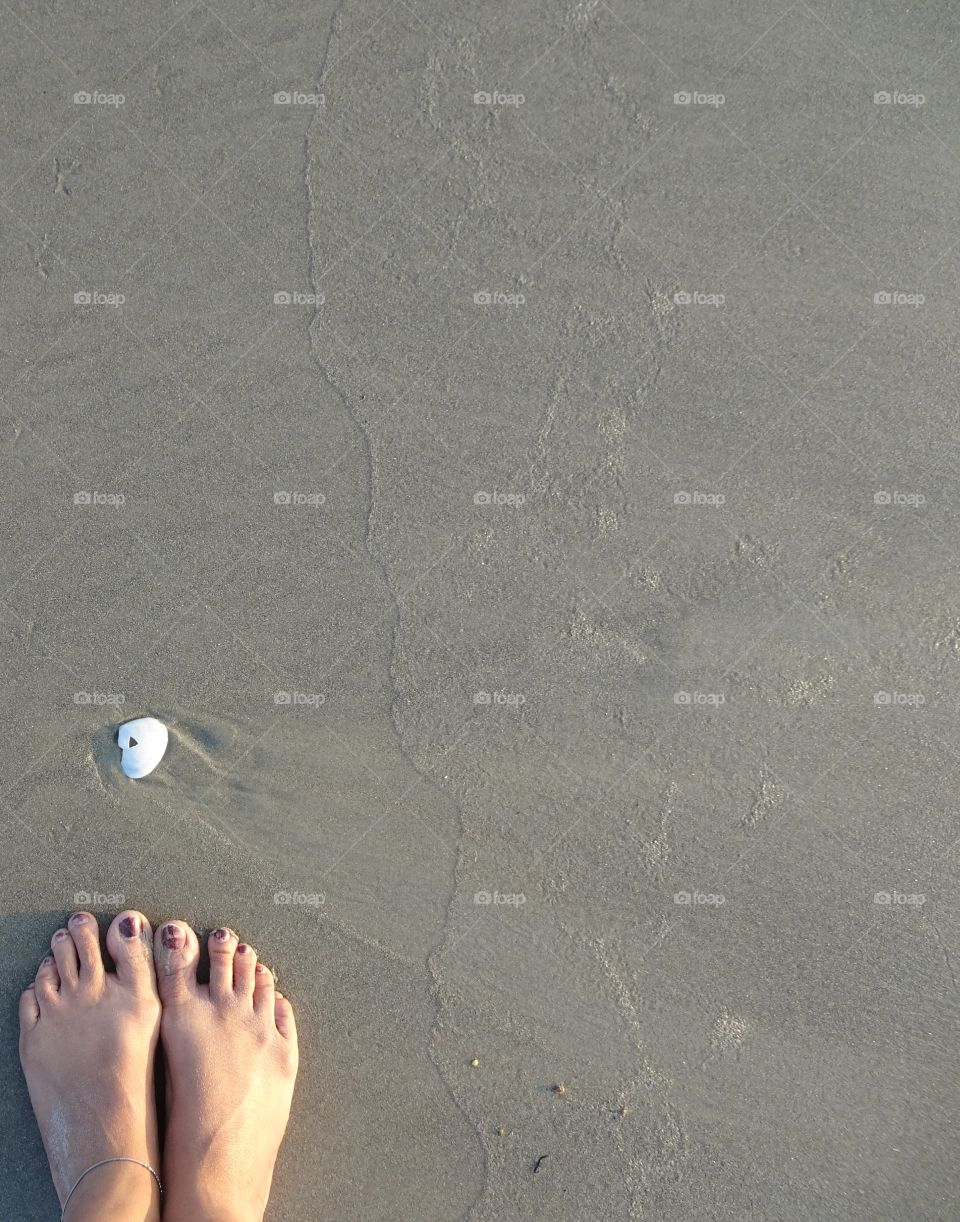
[
  {"x1": 274, "y1": 992, "x2": 297, "y2": 1045},
  {"x1": 207, "y1": 927, "x2": 239, "y2": 999},
  {"x1": 67, "y1": 911, "x2": 104, "y2": 986},
  {"x1": 18, "y1": 984, "x2": 40, "y2": 1029},
  {"x1": 253, "y1": 961, "x2": 275, "y2": 1014},
  {"x1": 35, "y1": 955, "x2": 60, "y2": 1006},
  {"x1": 233, "y1": 942, "x2": 257, "y2": 999},
  {"x1": 153, "y1": 920, "x2": 199, "y2": 1005},
  {"x1": 106, "y1": 911, "x2": 157, "y2": 997},
  {"x1": 50, "y1": 927, "x2": 79, "y2": 988}
]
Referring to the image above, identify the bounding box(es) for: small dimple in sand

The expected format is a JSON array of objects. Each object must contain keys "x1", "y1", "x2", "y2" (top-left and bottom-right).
[
  {"x1": 639, "y1": 782, "x2": 676, "y2": 882},
  {"x1": 735, "y1": 535, "x2": 779, "y2": 568},
  {"x1": 786, "y1": 672, "x2": 835, "y2": 706},
  {"x1": 702, "y1": 1009, "x2": 747, "y2": 1067},
  {"x1": 649, "y1": 288, "x2": 675, "y2": 318},
  {"x1": 597, "y1": 507, "x2": 619, "y2": 535},
  {"x1": 630, "y1": 564, "x2": 661, "y2": 591},
  {"x1": 570, "y1": 603, "x2": 646, "y2": 664},
  {"x1": 568, "y1": 0, "x2": 600, "y2": 29},
  {"x1": 741, "y1": 769, "x2": 781, "y2": 830},
  {"x1": 933, "y1": 618, "x2": 960, "y2": 659}
]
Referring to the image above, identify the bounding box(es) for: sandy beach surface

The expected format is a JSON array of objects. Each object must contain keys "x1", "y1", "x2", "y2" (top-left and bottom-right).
[{"x1": 2, "y1": 1, "x2": 960, "y2": 1218}]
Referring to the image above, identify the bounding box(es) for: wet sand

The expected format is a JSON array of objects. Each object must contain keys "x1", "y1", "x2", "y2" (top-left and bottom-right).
[{"x1": 2, "y1": 1, "x2": 960, "y2": 1218}]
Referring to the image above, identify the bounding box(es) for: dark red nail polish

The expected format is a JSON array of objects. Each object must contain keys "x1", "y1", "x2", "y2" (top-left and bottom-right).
[
  {"x1": 237, "y1": 943, "x2": 250, "y2": 954},
  {"x1": 69, "y1": 912, "x2": 87, "y2": 925},
  {"x1": 214, "y1": 928, "x2": 230, "y2": 941},
  {"x1": 161, "y1": 924, "x2": 185, "y2": 949},
  {"x1": 119, "y1": 916, "x2": 140, "y2": 939}
]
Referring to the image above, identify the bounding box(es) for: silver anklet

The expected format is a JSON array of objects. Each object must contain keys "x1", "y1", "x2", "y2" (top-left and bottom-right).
[{"x1": 60, "y1": 1157, "x2": 162, "y2": 1220}]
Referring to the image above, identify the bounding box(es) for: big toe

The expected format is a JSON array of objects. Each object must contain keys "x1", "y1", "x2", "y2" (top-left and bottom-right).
[
  {"x1": 106, "y1": 911, "x2": 157, "y2": 997},
  {"x1": 153, "y1": 919, "x2": 199, "y2": 1005}
]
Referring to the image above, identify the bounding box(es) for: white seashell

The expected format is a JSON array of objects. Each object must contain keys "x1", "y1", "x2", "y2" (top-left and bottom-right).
[{"x1": 117, "y1": 716, "x2": 168, "y2": 779}]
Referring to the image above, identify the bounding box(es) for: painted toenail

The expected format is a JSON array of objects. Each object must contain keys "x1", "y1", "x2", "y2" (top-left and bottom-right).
[
  {"x1": 119, "y1": 915, "x2": 140, "y2": 939},
  {"x1": 161, "y1": 924, "x2": 185, "y2": 949},
  {"x1": 54, "y1": 930, "x2": 68, "y2": 940},
  {"x1": 42, "y1": 956, "x2": 54, "y2": 966},
  {"x1": 69, "y1": 912, "x2": 87, "y2": 925},
  {"x1": 237, "y1": 943, "x2": 250, "y2": 954},
  {"x1": 214, "y1": 928, "x2": 230, "y2": 941},
  {"x1": 255, "y1": 963, "x2": 266, "y2": 974}
]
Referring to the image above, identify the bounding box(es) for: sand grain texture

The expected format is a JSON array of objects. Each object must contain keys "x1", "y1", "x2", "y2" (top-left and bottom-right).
[{"x1": 2, "y1": 0, "x2": 960, "y2": 1218}]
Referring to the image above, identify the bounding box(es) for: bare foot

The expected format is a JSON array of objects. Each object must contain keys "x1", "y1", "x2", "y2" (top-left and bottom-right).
[
  {"x1": 154, "y1": 920, "x2": 298, "y2": 1222},
  {"x1": 18, "y1": 910, "x2": 162, "y2": 1222}
]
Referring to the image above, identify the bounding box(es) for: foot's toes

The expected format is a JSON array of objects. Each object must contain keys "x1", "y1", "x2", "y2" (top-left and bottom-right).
[
  {"x1": 207, "y1": 927, "x2": 239, "y2": 999},
  {"x1": 106, "y1": 911, "x2": 157, "y2": 996},
  {"x1": 50, "y1": 926, "x2": 79, "y2": 988},
  {"x1": 153, "y1": 920, "x2": 199, "y2": 1004},
  {"x1": 18, "y1": 984, "x2": 39, "y2": 1029},
  {"x1": 274, "y1": 992, "x2": 297, "y2": 1045},
  {"x1": 253, "y1": 961, "x2": 275, "y2": 1013},
  {"x1": 67, "y1": 911, "x2": 104, "y2": 986},
  {"x1": 34, "y1": 954, "x2": 60, "y2": 1005},
  {"x1": 233, "y1": 942, "x2": 258, "y2": 999}
]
